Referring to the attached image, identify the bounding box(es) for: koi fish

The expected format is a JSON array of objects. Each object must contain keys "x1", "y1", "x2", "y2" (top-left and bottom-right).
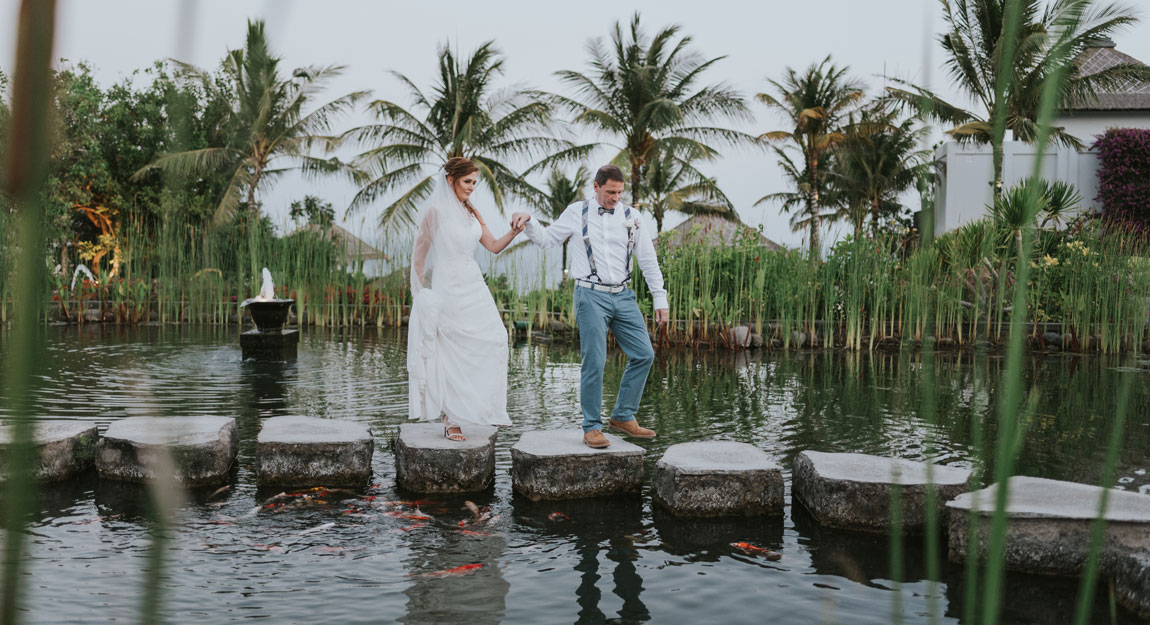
[
  {"x1": 411, "y1": 563, "x2": 483, "y2": 578},
  {"x1": 207, "y1": 485, "x2": 230, "y2": 501},
  {"x1": 299, "y1": 522, "x2": 336, "y2": 536},
  {"x1": 244, "y1": 492, "x2": 289, "y2": 517},
  {"x1": 457, "y1": 529, "x2": 493, "y2": 537},
  {"x1": 251, "y1": 543, "x2": 284, "y2": 552},
  {"x1": 399, "y1": 522, "x2": 428, "y2": 532},
  {"x1": 548, "y1": 512, "x2": 570, "y2": 522},
  {"x1": 384, "y1": 511, "x2": 433, "y2": 521},
  {"x1": 730, "y1": 542, "x2": 782, "y2": 560},
  {"x1": 381, "y1": 500, "x2": 440, "y2": 507}
]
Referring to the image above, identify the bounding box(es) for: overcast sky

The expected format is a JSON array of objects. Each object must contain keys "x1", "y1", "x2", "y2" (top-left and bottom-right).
[{"x1": 4, "y1": 0, "x2": 1150, "y2": 252}]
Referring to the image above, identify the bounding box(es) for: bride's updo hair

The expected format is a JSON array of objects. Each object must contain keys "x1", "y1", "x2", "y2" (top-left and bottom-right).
[
  {"x1": 444, "y1": 156, "x2": 478, "y2": 180},
  {"x1": 444, "y1": 157, "x2": 480, "y2": 214}
]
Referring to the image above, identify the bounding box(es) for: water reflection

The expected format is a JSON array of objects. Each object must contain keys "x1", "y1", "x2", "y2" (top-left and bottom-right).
[
  {"x1": 3, "y1": 326, "x2": 1150, "y2": 624},
  {"x1": 239, "y1": 359, "x2": 294, "y2": 417},
  {"x1": 400, "y1": 491, "x2": 510, "y2": 625},
  {"x1": 652, "y1": 506, "x2": 784, "y2": 560},
  {"x1": 400, "y1": 532, "x2": 510, "y2": 625},
  {"x1": 515, "y1": 495, "x2": 649, "y2": 624}
]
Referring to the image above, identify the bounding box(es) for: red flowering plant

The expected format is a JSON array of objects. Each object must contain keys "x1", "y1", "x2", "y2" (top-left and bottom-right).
[{"x1": 1094, "y1": 128, "x2": 1150, "y2": 233}]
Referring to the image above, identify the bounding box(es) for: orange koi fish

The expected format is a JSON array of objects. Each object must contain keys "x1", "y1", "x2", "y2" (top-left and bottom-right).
[
  {"x1": 384, "y1": 510, "x2": 433, "y2": 521},
  {"x1": 548, "y1": 512, "x2": 570, "y2": 522},
  {"x1": 411, "y1": 563, "x2": 483, "y2": 578},
  {"x1": 730, "y1": 542, "x2": 782, "y2": 560},
  {"x1": 399, "y1": 522, "x2": 428, "y2": 532}
]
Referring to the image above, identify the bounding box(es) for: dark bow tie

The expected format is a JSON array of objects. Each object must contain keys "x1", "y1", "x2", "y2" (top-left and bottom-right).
[{"x1": 598, "y1": 207, "x2": 615, "y2": 216}]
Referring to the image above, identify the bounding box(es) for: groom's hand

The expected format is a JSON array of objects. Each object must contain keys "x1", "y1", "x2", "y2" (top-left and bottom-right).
[
  {"x1": 510, "y1": 212, "x2": 531, "y2": 231},
  {"x1": 654, "y1": 308, "x2": 669, "y2": 326}
]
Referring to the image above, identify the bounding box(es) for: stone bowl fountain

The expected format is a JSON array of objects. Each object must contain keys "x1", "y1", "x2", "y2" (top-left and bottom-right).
[
  {"x1": 245, "y1": 300, "x2": 294, "y2": 332},
  {"x1": 239, "y1": 268, "x2": 299, "y2": 360}
]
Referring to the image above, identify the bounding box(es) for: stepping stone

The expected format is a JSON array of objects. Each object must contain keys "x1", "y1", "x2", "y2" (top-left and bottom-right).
[
  {"x1": 394, "y1": 423, "x2": 496, "y2": 492},
  {"x1": 1115, "y1": 550, "x2": 1150, "y2": 621},
  {"x1": 511, "y1": 430, "x2": 645, "y2": 501},
  {"x1": 653, "y1": 441, "x2": 783, "y2": 517},
  {"x1": 97, "y1": 416, "x2": 237, "y2": 486},
  {"x1": 793, "y1": 450, "x2": 972, "y2": 534},
  {"x1": 257, "y1": 416, "x2": 373, "y2": 486},
  {"x1": 946, "y1": 476, "x2": 1150, "y2": 576},
  {"x1": 0, "y1": 420, "x2": 98, "y2": 481}
]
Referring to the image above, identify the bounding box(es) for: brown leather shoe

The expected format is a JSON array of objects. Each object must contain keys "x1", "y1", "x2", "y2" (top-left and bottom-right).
[
  {"x1": 608, "y1": 419, "x2": 656, "y2": 438},
  {"x1": 583, "y1": 430, "x2": 610, "y2": 448}
]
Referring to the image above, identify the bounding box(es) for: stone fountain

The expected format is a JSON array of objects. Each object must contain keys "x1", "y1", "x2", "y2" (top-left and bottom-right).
[{"x1": 239, "y1": 268, "x2": 298, "y2": 360}]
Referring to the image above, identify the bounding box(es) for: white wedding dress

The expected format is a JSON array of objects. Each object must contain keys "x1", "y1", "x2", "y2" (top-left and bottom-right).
[{"x1": 407, "y1": 176, "x2": 511, "y2": 427}]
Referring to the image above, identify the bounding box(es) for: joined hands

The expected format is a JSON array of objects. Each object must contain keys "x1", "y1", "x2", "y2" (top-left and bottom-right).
[{"x1": 510, "y1": 212, "x2": 531, "y2": 233}]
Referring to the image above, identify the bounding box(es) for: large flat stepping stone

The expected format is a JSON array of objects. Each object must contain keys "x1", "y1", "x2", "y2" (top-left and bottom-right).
[
  {"x1": 257, "y1": 416, "x2": 373, "y2": 486},
  {"x1": 394, "y1": 423, "x2": 496, "y2": 492},
  {"x1": 946, "y1": 476, "x2": 1150, "y2": 576},
  {"x1": 97, "y1": 416, "x2": 237, "y2": 485},
  {"x1": 794, "y1": 450, "x2": 972, "y2": 534},
  {"x1": 1115, "y1": 550, "x2": 1150, "y2": 620},
  {"x1": 511, "y1": 430, "x2": 645, "y2": 501},
  {"x1": 0, "y1": 420, "x2": 98, "y2": 481},
  {"x1": 653, "y1": 441, "x2": 783, "y2": 517}
]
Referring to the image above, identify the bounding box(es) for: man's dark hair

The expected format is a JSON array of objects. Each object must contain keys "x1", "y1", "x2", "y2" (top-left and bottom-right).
[{"x1": 594, "y1": 165, "x2": 626, "y2": 187}]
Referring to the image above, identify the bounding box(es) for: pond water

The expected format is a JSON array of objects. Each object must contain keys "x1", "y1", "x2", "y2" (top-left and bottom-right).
[{"x1": 1, "y1": 325, "x2": 1149, "y2": 624}]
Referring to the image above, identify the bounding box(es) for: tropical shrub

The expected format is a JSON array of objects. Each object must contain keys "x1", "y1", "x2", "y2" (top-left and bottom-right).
[{"x1": 1094, "y1": 127, "x2": 1150, "y2": 232}]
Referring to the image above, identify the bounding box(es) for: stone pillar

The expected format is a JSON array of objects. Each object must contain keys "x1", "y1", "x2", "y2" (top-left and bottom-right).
[
  {"x1": 793, "y1": 450, "x2": 972, "y2": 534},
  {"x1": 653, "y1": 441, "x2": 783, "y2": 517},
  {"x1": 510, "y1": 430, "x2": 644, "y2": 501},
  {"x1": 96, "y1": 416, "x2": 237, "y2": 485},
  {"x1": 394, "y1": 423, "x2": 498, "y2": 493},
  {"x1": 240, "y1": 329, "x2": 299, "y2": 361},
  {"x1": 257, "y1": 416, "x2": 374, "y2": 486},
  {"x1": 0, "y1": 420, "x2": 98, "y2": 481}
]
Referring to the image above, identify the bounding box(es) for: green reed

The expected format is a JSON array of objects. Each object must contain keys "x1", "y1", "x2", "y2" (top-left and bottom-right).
[{"x1": 1, "y1": 3, "x2": 55, "y2": 625}]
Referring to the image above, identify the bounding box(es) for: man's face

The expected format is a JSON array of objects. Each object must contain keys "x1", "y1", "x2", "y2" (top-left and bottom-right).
[{"x1": 594, "y1": 179, "x2": 625, "y2": 210}]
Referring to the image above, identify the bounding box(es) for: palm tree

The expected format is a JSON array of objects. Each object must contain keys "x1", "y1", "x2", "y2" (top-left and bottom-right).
[
  {"x1": 640, "y1": 148, "x2": 736, "y2": 232},
  {"x1": 757, "y1": 56, "x2": 865, "y2": 254},
  {"x1": 886, "y1": 0, "x2": 1149, "y2": 197},
  {"x1": 539, "y1": 165, "x2": 591, "y2": 280},
  {"x1": 548, "y1": 12, "x2": 754, "y2": 208},
  {"x1": 830, "y1": 105, "x2": 931, "y2": 235},
  {"x1": 344, "y1": 41, "x2": 580, "y2": 230},
  {"x1": 134, "y1": 20, "x2": 366, "y2": 224},
  {"x1": 756, "y1": 147, "x2": 838, "y2": 248}
]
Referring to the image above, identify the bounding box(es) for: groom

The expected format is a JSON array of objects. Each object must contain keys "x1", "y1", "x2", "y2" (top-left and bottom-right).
[{"x1": 511, "y1": 165, "x2": 669, "y2": 448}]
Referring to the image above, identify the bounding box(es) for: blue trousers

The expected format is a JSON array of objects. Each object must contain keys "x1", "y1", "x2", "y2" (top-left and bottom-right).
[{"x1": 574, "y1": 286, "x2": 655, "y2": 432}]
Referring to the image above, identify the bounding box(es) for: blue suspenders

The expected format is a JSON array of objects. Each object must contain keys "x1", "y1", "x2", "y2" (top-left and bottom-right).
[{"x1": 580, "y1": 200, "x2": 635, "y2": 286}]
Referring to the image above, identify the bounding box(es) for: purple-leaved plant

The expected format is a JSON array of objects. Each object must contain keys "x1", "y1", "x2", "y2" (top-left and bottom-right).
[{"x1": 1094, "y1": 128, "x2": 1150, "y2": 233}]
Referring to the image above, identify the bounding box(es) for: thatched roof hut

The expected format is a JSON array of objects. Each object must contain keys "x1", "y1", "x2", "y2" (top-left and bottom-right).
[
  {"x1": 289, "y1": 223, "x2": 388, "y2": 263},
  {"x1": 659, "y1": 214, "x2": 782, "y2": 250}
]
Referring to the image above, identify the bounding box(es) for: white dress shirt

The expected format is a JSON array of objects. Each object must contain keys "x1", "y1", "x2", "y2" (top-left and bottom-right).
[{"x1": 523, "y1": 197, "x2": 668, "y2": 311}]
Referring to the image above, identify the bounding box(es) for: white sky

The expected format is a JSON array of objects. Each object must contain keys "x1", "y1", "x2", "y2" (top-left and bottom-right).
[{"x1": 3, "y1": 0, "x2": 1150, "y2": 252}]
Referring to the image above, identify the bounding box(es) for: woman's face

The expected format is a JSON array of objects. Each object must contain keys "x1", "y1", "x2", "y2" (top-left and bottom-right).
[{"x1": 450, "y1": 172, "x2": 479, "y2": 202}]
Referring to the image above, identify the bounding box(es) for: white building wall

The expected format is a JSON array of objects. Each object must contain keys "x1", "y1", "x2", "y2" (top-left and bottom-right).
[
  {"x1": 933, "y1": 141, "x2": 1102, "y2": 236},
  {"x1": 1056, "y1": 110, "x2": 1150, "y2": 147}
]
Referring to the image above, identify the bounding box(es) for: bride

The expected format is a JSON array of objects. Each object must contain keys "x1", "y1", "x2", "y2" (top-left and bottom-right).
[{"x1": 408, "y1": 157, "x2": 521, "y2": 440}]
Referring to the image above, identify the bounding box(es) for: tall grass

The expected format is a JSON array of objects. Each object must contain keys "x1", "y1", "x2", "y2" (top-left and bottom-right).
[
  {"x1": 3, "y1": 207, "x2": 1144, "y2": 355},
  {"x1": 1, "y1": 3, "x2": 55, "y2": 625}
]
